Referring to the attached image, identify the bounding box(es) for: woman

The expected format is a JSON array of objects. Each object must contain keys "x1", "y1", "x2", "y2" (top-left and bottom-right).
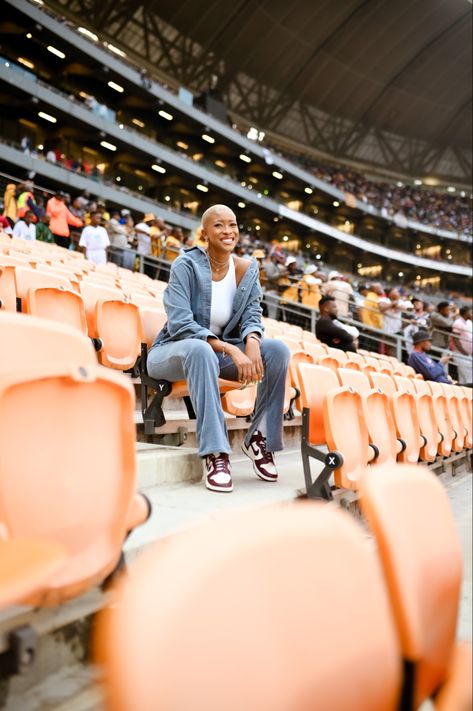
[{"x1": 147, "y1": 204, "x2": 290, "y2": 493}]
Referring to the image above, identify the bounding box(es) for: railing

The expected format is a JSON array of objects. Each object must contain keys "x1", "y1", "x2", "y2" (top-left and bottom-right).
[{"x1": 108, "y1": 247, "x2": 471, "y2": 381}]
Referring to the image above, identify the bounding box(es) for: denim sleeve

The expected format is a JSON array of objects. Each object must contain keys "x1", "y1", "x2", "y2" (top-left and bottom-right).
[
  {"x1": 240, "y1": 278, "x2": 264, "y2": 342},
  {"x1": 163, "y1": 259, "x2": 215, "y2": 341}
]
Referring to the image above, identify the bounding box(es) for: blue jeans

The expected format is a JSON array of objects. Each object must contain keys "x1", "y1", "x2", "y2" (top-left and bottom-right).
[{"x1": 147, "y1": 339, "x2": 290, "y2": 457}]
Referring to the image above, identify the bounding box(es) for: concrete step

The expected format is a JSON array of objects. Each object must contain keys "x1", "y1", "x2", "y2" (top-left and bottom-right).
[{"x1": 136, "y1": 442, "x2": 202, "y2": 488}]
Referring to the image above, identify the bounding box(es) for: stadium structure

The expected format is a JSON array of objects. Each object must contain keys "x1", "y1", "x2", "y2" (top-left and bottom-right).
[{"x1": 0, "y1": 1, "x2": 471, "y2": 709}]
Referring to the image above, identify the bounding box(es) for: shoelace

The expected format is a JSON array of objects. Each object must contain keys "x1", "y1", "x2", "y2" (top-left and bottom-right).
[
  {"x1": 208, "y1": 454, "x2": 229, "y2": 473},
  {"x1": 253, "y1": 434, "x2": 274, "y2": 464}
]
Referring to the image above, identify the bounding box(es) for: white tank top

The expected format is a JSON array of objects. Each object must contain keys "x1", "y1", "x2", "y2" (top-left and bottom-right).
[{"x1": 210, "y1": 257, "x2": 237, "y2": 336}]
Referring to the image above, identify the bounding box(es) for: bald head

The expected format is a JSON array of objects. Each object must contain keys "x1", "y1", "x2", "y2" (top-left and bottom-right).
[{"x1": 201, "y1": 204, "x2": 236, "y2": 228}]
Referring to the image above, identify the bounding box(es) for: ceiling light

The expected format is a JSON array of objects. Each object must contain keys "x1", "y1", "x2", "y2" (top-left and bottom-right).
[
  {"x1": 460, "y1": 191, "x2": 466, "y2": 197},
  {"x1": 79, "y1": 91, "x2": 90, "y2": 99},
  {"x1": 138, "y1": 185, "x2": 143, "y2": 190},
  {"x1": 447, "y1": 186, "x2": 456, "y2": 193},
  {"x1": 398, "y1": 272, "x2": 404, "y2": 277},
  {"x1": 249, "y1": 177, "x2": 258, "y2": 184},
  {"x1": 304, "y1": 187, "x2": 313, "y2": 194},
  {"x1": 446, "y1": 249, "x2": 451, "y2": 254},
  {"x1": 313, "y1": 207, "x2": 318, "y2": 214},
  {"x1": 115, "y1": 176, "x2": 121, "y2": 182},
  {"x1": 396, "y1": 181, "x2": 403, "y2": 187},
  {"x1": 47, "y1": 45, "x2": 65, "y2": 59},
  {"x1": 78, "y1": 27, "x2": 99, "y2": 42},
  {"x1": 132, "y1": 118, "x2": 145, "y2": 128},
  {"x1": 158, "y1": 109, "x2": 173, "y2": 121},
  {"x1": 282, "y1": 236, "x2": 289, "y2": 242},
  {"x1": 202, "y1": 134, "x2": 215, "y2": 144},
  {"x1": 416, "y1": 275, "x2": 421, "y2": 280},
  {"x1": 414, "y1": 179, "x2": 423, "y2": 186},
  {"x1": 305, "y1": 243, "x2": 311, "y2": 249},
  {"x1": 100, "y1": 140, "x2": 117, "y2": 151},
  {"x1": 316, "y1": 254, "x2": 321, "y2": 260},
  {"x1": 239, "y1": 154, "x2": 251, "y2": 163},
  {"x1": 416, "y1": 244, "x2": 421, "y2": 249},
  {"x1": 151, "y1": 164, "x2": 166, "y2": 174},
  {"x1": 105, "y1": 43, "x2": 127, "y2": 58},
  {"x1": 255, "y1": 225, "x2": 260, "y2": 231},
  {"x1": 447, "y1": 255, "x2": 453, "y2": 260},
  {"x1": 37, "y1": 144, "x2": 43, "y2": 150},
  {"x1": 357, "y1": 263, "x2": 362, "y2": 268},
  {"x1": 118, "y1": 123, "x2": 124, "y2": 129},
  {"x1": 164, "y1": 196, "x2": 171, "y2": 202},
  {"x1": 108, "y1": 80, "x2": 124, "y2": 93},
  {"x1": 273, "y1": 217, "x2": 279, "y2": 222},
  {"x1": 196, "y1": 184, "x2": 209, "y2": 193},
  {"x1": 176, "y1": 141, "x2": 189, "y2": 150},
  {"x1": 17, "y1": 57, "x2": 35, "y2": 69},
  {"x1": 26, "y1": 33, "x2": 32, "y2": 39},
  {"x1": 333, "y1": 201, "x2": 340, "y2": 207},
  {"x1": 238, "y1": 202, "x2": 246, "y2": 208},
  {"x1": 38, "y1": 111, "x2": 57, "y2": 123},
  {"x1": 272, "y1": 171, "x2": 283, "y2": 179},
  {"x1": 31, "y1": 0, "x2": 44, "y2": 5},
  {"x1": 215, "y1": 160, "x2": 226, "y2": 168},
  {"x1": 240, "y1": 181, "x2": 246, "y2": 187}
]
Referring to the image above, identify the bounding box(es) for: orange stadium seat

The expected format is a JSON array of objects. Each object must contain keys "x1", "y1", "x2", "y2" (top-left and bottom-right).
[
  {"x1": 393, "y1": 375, "x2": 439, "y2": 463},
  {"x1": 96, "y1": 504, "x2": 401, "y2": 711},
  {"x1": 413, "y1": 379, "x2": 453, "y2": 457},
  {"x1": 0, "y1": 539, "x2": 65, "y2": 608},
  {"x1": 0, "y1": 355, "x2": 150, "y2": 606},
  {"x1": 80, "y1": 281, "x2": 142, "y2": 370},
  {"x1": 452, "y1": 385, "x2": 472, "y2": 449},
  {"x1": 220, "y1": 384, "x2": 257, "y2": 417},
  {"x1": 368, "y1": 371, "x2": 422, "y2": 464},
  {"x1": 439, "y1": 384, "x2": 466, "y2": 452},
  {"x1": 129, "y1": 293, "x2": 167, "y2": 348},
  {"x1": 14, "y1": 265, "x2": 72, "y2": 312},
  {"x1": 360, "y1": 465, "x2": 471, "y2": 711}
]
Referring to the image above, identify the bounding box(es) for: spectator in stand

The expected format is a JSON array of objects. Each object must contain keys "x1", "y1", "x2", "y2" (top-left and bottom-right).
[
  {"x1": 360, "y1": 283, "x2": 384, "y2": 329},
  {"x1": 46, "y1": 148, "x2": 56, "y2": 163},
  {"x1": 451, "y1": 306, "x2": 472, "y2": 385},
  {"x1": 36, "y1": 213, "x2": 54, "y2": 243},
  {"x1": 46, "y1": 191, "x2": 83, "y2": 248},
  {"x1": 134, "y1": 222, "x2": 152, "y2": 256},
  {"x1": 12, "y1": 210, "x2": 36, "y2": 240},
  {"x1": 108, "y1": 211, "x2": 130, "y2": 248},
  {"x1": 3, "y1": 183, "x2": 17, "y2": 224},
  {"x1": 412, "y1": 297, "x2": 430, "y2": 329},
  {"x1": 408, "y1": 331, "x2": 453, "y2": 383},
  {"x1": 378, "y1": 288, "x2": 411, "y2": 344},
  {"x1": 69, "y1": 197, "x2": 86, "y2": 222},
  {"x1": 263, "y1": 251, "x2": 286, "y2": 319},
  {"x1": 316, "y1": 295, "x2": 356, "y2": 352},
  {"x1": 430, "y1": 302, "x2": 454, "y2": 351},
  {"x1": 16, "y1": 181, "x2": 42, "y2": 220},
  {"x1": 0, "y1": 215, "x2": 13, "y2": 235},
  {"x1": 78, "y1": 211, "x2": 110, "y2": 265},
  {"x1": 322, "y1": 271, "x2": 354, "y2": 318}
]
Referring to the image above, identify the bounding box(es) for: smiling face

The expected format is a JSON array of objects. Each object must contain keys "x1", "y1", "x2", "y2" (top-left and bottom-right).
[{"x1": 202, "y1": 205, "x2": 238, "y2": 257}]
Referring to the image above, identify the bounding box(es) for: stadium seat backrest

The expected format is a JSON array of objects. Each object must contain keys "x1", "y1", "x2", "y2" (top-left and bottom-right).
[
  {"x1": 368, "y1": 371, "x2": 396, "y2": 397},
  {"x1": 0, "y1": 363, "x2": 145, "y2": 605},
  {"x1": 360, "y1": 465, "x2": 463, "y2": 708},
  {"x1": 323, "y1": 386, "x2": 373, "y2": 490},
  {"x1": 337, "y1": 367, "x2": 372, "y2": 393},
  {"x1": 363, "y1": 356, "x2": 381, "y2": 372},
  {"x1": 0, "y1": 264, "x2": 17, "y2": 312},
  {"x1": 370, "y1": 373, "x2": 421, "y2": 464},
  {"x1": 452, "y1": 385, "x2": 472, "y2": 449},
  {"x1": 275, "y1": 335, "x2": 303, "y2": 354},
  {"x1": 96, "y1": 504, "x2": 401, "y2": 711},
  {"x1": 297, "y1": 363, "x2": 340, "y2": 445},
  {"x1": 0, "y1": 311, "x2": 96, "y2": 371},
  {"x1": 14, "y1": 266, "x2": 72, "y2": 307},
  {"x1": 346, "y1": 352, "x2": 366, "y2": 368},
  {"x1": 26, "y1": 287, "x2": 88, "y2": 334},
  {"x1": 440, "y1": 385, "x2": 465, "y2": 451},
  {"x1": 414, "y1": 379, "x2": 452, "y2": 456},
  {"x1": 394, "y1": 376, "x2": 438, "y2": 462},
  {"x1": 129, "y1": 293, "x2": 167, "y2": 347},
  {"x1": 303, "y1": 342, "x2": 328, "y2": 359},
  {"x1": 325, "y1": 346, "x2": 348, "y2": 364}
]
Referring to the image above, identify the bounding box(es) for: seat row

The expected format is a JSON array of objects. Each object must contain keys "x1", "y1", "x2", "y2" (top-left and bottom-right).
[
  {"x1": 0, "y1": 311, "x2": 151, "y2": 607},
  {"x1": 94, "y1": 465, "x2": 471, "y2": 711},
  {"x1": 294, "y1": 360, "x2": 472, "y2": 499}
]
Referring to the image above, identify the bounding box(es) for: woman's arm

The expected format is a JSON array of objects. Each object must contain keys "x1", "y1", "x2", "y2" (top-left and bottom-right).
[{"x1": 240, "y1": 278, "x2": 264, "y2": 343}]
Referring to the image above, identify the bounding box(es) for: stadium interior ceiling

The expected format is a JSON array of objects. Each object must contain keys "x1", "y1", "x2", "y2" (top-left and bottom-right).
[{"x1": 38, "y1": 0, "x2": 472, "y2": 183}]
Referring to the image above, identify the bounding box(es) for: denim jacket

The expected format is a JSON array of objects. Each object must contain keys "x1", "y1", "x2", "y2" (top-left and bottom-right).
[{"x1": 151, "y1": 247, "x2": 264, "y2": 349}]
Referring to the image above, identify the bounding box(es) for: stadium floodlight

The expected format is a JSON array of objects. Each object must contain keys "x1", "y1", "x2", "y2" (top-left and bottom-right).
[
  {"x1": 272, "y1": 171, "x2": 283, "y2": 180},
  {"x1": 100, "y1": 140, "x2": 117, "y2": 151},
  {"x1": 158, "y1": 110, "x2": 173, "y2": 121},
  {"x1": 215, "y1": 160, "x2": 226, "y2": 168},
  {"x1": 447, "y1": 186, "x2": 456, "y2": 193},
  {"x1": 176, "y1": 141, "x2": 189, "y2": 150},
  {"x1": 304, "y1": 187, "x2": 313, "y2": 194},
  {"x1": 239, "y1": 154, "x2": 251, "y2": 163},
  {"x1": 105, "y1": 43, "x2": 127, "y2": 58},
  {"x1": 38, "y1": 111, "x2": 57, "y2": 123},
  {"x1": 18, "y1": 57, "x2": 35, "y2": 69},
  {"x1": 196, "y1": 184, "x2": 209, "y2": 192},
  {"x1": 47, "y1": 46, "x2": 66, "y2": 59},
  {"x1": 132, "y1": 118, "x2": 145, "y2": 128},
  {"x1": 238, "y1": 202, "x2": 246, "y2": 208},
  {"x1": 202, "y1": 134, "x2": 215, "y2": 144},
  {"x1": 414, "y1": 179, "x2": 423, "y2": 185},
  {"x1": 78, "y1": 27, "x2": 99, "y2": 42},
  {"x1": 152, "y1": 164, "x2": 166, "y2": 174},
  {"x1": 108, "y1": 81, "x2": 124, "y2": 93}
]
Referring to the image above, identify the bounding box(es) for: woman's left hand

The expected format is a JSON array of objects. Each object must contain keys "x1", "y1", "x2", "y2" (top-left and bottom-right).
[{"x1": 244, "y1": 338, "x2": 264, "y2": 383}]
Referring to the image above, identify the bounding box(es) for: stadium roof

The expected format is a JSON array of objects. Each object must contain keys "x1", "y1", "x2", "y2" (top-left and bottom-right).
[{"x1": 45, "y1": 0, "x2": 473, "y2": 181}]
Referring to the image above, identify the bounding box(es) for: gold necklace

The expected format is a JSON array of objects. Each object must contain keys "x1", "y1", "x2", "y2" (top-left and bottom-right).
[{"x1": 208, "y1": 253, "x2": 231, "y2": 272}]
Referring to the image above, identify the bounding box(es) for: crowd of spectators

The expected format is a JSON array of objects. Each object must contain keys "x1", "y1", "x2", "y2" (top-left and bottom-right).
[{"x1": 2, "y1": 180, "x2": 471, "y2": 382}]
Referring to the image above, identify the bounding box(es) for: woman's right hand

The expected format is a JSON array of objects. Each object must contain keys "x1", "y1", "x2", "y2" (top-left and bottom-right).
[{"x1": 227, "y1": 345, "x2": 259, "y2": 385}]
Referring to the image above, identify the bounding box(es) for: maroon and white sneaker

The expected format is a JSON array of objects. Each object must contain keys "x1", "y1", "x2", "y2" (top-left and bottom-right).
[
  {"x1": 203, "y1": 452, "x2": 233, "y2": 493},
  {"x1": 241, "y1": 431, "x2": 278, "y2": 482}
]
